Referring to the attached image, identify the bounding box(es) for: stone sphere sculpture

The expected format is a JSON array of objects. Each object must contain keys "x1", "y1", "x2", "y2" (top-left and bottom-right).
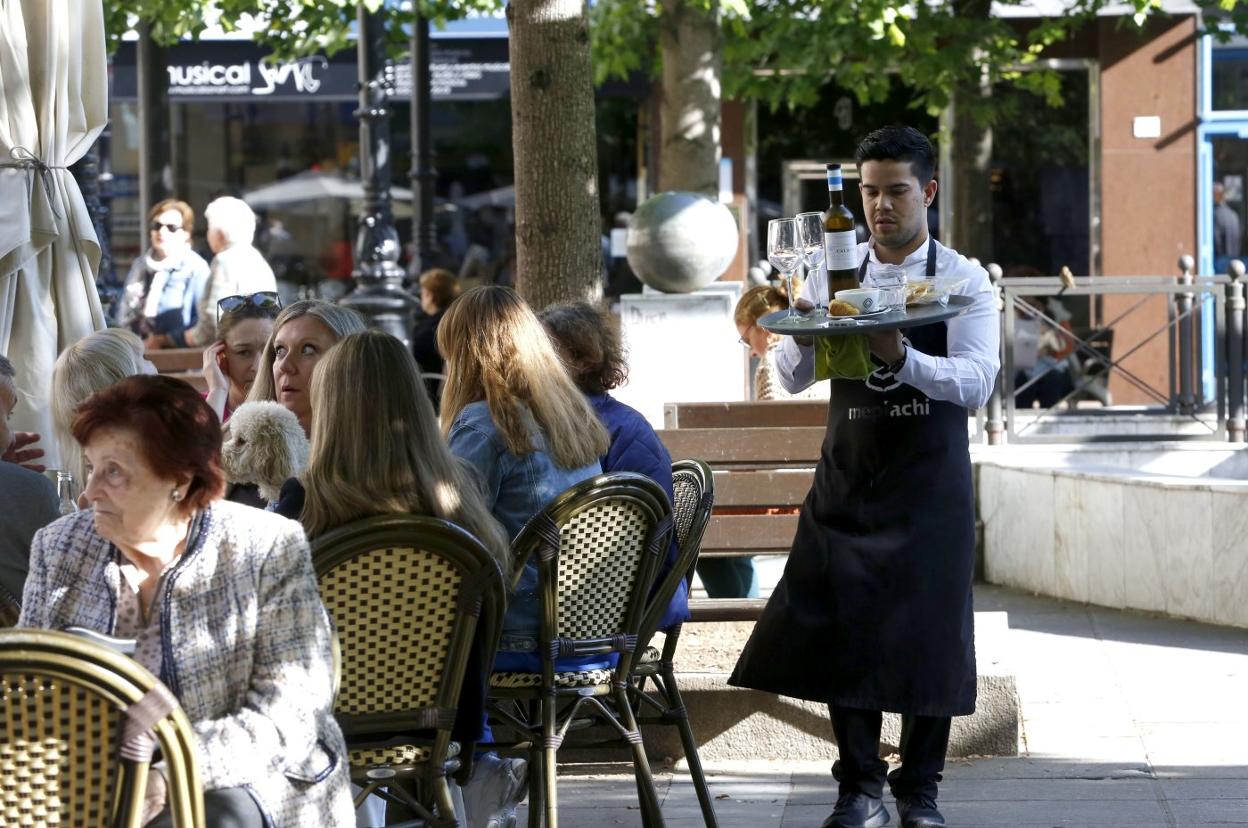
[{"x1": 626, "y1": 191, "x2": 740, "y2": 293}]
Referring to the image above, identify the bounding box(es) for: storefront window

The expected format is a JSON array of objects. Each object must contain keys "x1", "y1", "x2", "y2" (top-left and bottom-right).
[{"x1": 1211, "y1": 35, "x2": 1248, "y2": 112}]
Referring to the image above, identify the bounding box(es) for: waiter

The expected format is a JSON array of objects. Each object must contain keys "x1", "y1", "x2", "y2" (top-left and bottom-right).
[{"x1": 730, "y1": 126, "x2": 999, "y2": 828}]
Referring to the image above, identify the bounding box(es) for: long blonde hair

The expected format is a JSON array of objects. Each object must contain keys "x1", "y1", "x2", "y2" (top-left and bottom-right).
[
  {"x1": 437, "y1": 286, "x2": 609, "y2": 468},
  {"x1": 246, "y1": 300, "x2": 368, "y2": 405},
  {"x1": 301, "y1": 331, "x2": 510, "y2": 565},
  {"x1": 51, "y1": 328, "x2": 148, "y2": 486}
]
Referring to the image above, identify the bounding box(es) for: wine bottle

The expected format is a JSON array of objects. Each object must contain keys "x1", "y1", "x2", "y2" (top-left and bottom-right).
[{"x1": 823, "y1": 164, "x2": 860, "y2": 295}]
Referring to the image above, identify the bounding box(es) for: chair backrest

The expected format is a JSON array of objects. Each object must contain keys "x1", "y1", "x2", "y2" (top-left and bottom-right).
[
  {"x1": 510, "y1": 473, "x2": 672, "y2": 678},
  {"x1": 0, "y1": 628, "x2": 205, "y2": 828},
  {"x1": 636, "y1": 459, "x2": 715, "y2": 648},
  {"x1": 311, "y1": 515, "x2": 506, "y2": 740}
]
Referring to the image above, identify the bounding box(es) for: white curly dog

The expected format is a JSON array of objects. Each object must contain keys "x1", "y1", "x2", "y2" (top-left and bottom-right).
[{"x1": 220, "y1": 401, "x2": 310, "y2": 504}]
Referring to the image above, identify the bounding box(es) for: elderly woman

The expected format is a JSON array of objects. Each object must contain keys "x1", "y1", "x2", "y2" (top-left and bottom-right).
[
  {"x1": 51, "y1": 328, "x2": 156, "y2": 491},
  {"x1": 118, "y1": 199, "x2": 211, "y2": 347},
  {"x1": 19, "y1": 375, "x2": 354, "y2": 827},
  {"x1": 735, "y1": 285, "x2": 830, "y2": 402}
]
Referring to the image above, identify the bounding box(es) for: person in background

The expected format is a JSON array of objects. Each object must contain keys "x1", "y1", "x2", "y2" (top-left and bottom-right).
[
  {"x1": 50, "y1": 328, "x2": 156, "y2": 494},
  {"x1": 118, "y1": 199, "x2": 211, "y2": 347},
  {"x1": 410, "y1": 267, "x2": 461, "y2": 400},
  {"x1": 538, "y1": 301, "x2": 690, "y2": 630},
  {"x1": 437, "y1": 286, "x2": 610, "y2": 828},
  {"x1": 0, "y1": 354, "x2": 60, "y2": 607},
  {"x1": 735, "y1": 285, "x2": 830, "y2": 402},
  {"x1": 202, "y1": 294, "x2": 281, "y2": 423},
  {"x1": 150, "y1": 197, "x2": 277, "y2": 349},
  {"x1": 1214, "y1": 181, "x2": 1241, "y2": 276},
  {"x1": 20, "y1": 375, "x2": 355, "y2": 827}
]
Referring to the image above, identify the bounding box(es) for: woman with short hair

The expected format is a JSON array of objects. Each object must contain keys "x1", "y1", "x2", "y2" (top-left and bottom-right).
[
  {"x1": 411, "y1": 267, "x2": 461, "y2": 399},
  {"x1": 539, "y1": 301, "x2": 690, "y2": 630},
  {"x1": 51, "y1": 327, "x2": 156, "y2": 490},
  {"x1": 118, "y1": 199, "x2": 211, "y2": 346},
  {"x1": 20, "y1": 375, "x2": 354, "y2": 827}
]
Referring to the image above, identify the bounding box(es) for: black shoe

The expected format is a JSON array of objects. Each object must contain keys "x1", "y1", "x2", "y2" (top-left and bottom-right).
[
  {"x1": 820, "y1": 792, "x2": 891, "y2": 828},
  {"x1": 895, "y1": 794, "x2": 945, "y2": 828}
]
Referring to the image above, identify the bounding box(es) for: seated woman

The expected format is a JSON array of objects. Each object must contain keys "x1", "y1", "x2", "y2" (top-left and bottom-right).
[
  {"x1": 438, "y1": 286, "x2": 609, "y2": 662},
  {"x1": 538, "y1": 301, "x2": 690, "y2": 630},
  {"x1": 293, "y1": 331, "x2": 510, "y2": 751},
  {"x1": 201, "y1": 293, "x2": 281, "y2": 423},
  {"x1": 735, "y1": 285, "x2": 830, "y2": 402},
  {"x1": 438, "y1": 286, "x2": 608, "y2": 827},
  {"x1": 228, "y1": 299, "x2": 366, "y2": 510},
  {"x1": 20, "y1": 375, "x2": 354, "y2": 827},
  {"x1": 51, "y1": 327, "x2": 156, "y2": 491},
  {"x1": 410, "y1": 267, "x2": 461, "y2": 402}
]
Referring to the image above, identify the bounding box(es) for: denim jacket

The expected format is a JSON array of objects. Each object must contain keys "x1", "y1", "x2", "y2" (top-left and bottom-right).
[
  {"x1": 447, "y1": 401, "x2": 599, "y2": 655},
  {"x1": 118, "y1": 249, "x2": 211, "y2": 337}
]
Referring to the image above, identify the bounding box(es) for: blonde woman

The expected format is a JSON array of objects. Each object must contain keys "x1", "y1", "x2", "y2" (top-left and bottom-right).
[
  {"x1": 437, "y1": 285, "x2": 609, "y2": 827},
  {"x1": 735, "y1": 285, "x2": 830, "y2": 401},
  {"x1": 245, "y1": 299, "x2": 367, "y2": 435},
  {"x1": 51, "y1": 328, "x2": 156, "y2": 489}
]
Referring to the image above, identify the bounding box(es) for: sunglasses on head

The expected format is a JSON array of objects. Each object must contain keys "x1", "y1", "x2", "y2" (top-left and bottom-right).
[
  {"x1": 150, "y1": 221, "x2": 184, "y2": 234},
  {"x1": 217, "y1": 292, "x2": 282, "y2": 324}
]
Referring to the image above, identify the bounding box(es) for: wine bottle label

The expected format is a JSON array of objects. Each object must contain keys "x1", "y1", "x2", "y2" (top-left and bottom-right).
[
  {"x1": 824, "y1": 230, "x2": 857, "y2": 271},
  {"x1": 826, "y1": 168, "x2": 843, "y2": 192}
]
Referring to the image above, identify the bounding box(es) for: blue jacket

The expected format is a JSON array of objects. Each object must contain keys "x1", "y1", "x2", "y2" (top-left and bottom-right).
[
  {"x1": 590, "y1": 393, "x2": 691, "y2": 630},
  {"x1": 447, "y1": 401, "x2": 600, "y2": 671}
]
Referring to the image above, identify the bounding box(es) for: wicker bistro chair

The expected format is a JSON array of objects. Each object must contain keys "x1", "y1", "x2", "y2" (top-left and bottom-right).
[
  {"x1": 0, "y1": 628, "x2": 205, "y2": 828},
  {"x1": 627, "y1": 459, "x2": 718, "y2": 827},
  {"x1": 487, "y1": 472, "x2": 674, "y2": 828},
  {"x1": 311, "y1": 515, "x2": 507, "y2": 827}
]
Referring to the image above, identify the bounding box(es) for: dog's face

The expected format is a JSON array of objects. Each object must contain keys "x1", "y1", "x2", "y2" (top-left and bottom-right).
[{"x1": 221, "y1": 401, "x2": 310, "y2": 495}]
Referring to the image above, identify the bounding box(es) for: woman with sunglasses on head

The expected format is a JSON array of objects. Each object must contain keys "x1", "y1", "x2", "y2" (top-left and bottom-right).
[
  {"x1": 117, "y1": 199, "x2": 211, "y2": 348},
  {"x1": 201, "y1": 293, "x2": 282, "y2": 423}
]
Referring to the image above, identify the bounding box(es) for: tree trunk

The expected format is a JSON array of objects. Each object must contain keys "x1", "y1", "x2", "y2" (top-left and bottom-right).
[
  {"x1": 507, "y1": 0, "x2": 603, "y2": 309},
  {"x1": 657, "y1": 0, "x2": 722, "y2": 195},
  {"x1": 948, "y1": 0, "x2": 994, "y2": 263}
]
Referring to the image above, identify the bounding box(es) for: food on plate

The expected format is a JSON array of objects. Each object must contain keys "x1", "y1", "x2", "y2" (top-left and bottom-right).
[
  {"x1": 828, "y1": 299, "x2": 861, "y2": 317},
  {"x1": 905, "y1": 280, "x2": 937, "y2": 303}
]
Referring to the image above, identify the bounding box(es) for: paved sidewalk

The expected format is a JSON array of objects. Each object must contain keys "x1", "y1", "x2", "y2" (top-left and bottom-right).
[{"x1": 517, "y1": 584, "x2": 1248, "y2": 826}]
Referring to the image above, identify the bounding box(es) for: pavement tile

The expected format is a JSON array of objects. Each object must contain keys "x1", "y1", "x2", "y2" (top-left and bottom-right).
[
  {"x1": 1166, "y1": 798, "x2": 1248, "y2": 824},
  {"x1": 1159, "y1": 778, "x2": 1248, "y2": 799}
]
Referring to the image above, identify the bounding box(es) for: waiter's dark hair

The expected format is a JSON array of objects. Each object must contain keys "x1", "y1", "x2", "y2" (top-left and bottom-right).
[{"x1": 855, "y1": 126, "x2": 936, "y2": 184}]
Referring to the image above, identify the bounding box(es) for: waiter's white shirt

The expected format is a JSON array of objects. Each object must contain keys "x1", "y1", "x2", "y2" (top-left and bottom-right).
[{"x1": 776, "y1": 237, "x2": 1001, "y2": 410}]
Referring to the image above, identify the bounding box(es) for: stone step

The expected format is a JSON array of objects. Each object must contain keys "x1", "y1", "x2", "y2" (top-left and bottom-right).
[{"x1": 564, "y1": 611, "x2": 1017, "y2": 762}]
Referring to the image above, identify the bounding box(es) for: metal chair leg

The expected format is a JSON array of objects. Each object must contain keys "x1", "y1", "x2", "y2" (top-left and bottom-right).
[
  {"x1": 542, "y1": 691, "x2": 559, "y2": 828},
  {"x1": 614, "y1": 685, "x2": 666, "y2": 827},
  {"x1": 662, "y1": 667, "x2": 718, "y2": 827}
]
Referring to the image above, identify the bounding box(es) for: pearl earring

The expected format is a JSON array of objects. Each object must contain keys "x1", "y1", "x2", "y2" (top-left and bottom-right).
[{"x1": 170, "y1": 489, "x2": 183, "y2": 502}]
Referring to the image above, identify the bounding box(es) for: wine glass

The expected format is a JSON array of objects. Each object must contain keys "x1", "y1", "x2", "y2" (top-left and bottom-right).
[
  {"x1": 767, "y1": 218, "x2": 802, "y2": 318},
  {"x1": 796, "y1": 211, "x2": 825, "y2": 280}
]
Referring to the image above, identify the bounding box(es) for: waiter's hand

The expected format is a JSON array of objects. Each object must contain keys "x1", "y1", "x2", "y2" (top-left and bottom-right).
[{"x1": 867, "y1": 329, "x2": 906, "y2": 364}]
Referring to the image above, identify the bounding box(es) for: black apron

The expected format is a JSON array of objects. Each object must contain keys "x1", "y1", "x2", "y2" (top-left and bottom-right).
[{"x1": 730, "y1": 238, "x2": 976, "y2": 717}]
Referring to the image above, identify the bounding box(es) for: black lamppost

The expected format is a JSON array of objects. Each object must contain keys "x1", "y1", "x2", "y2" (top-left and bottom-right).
[
  {"x1": 408, "y1": 14, "x2": 437, "y2": 278},
  {"x1": 340, "y1": 5, "x2": 417, "y2": 345}
]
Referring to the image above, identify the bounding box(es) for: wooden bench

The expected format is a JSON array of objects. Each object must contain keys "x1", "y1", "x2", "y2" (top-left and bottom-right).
[
  {"x1": 659, "y1": 421, "x2": 825, "y2": 621},
  {"x1": 145, "y1": 347, "x2": 208, "y2": 393},
  {"x1": 664, "y1": 400, "x2": 828, "y2": 429}
]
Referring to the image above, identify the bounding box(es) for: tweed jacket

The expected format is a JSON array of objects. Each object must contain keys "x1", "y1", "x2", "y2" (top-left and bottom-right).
[{"x1": 20, "y1": 501, "x2": 355, "y2": 827}]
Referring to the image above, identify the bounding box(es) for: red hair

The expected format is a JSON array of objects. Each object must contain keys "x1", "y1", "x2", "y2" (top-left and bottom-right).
[{"x1": 72, "y1": 375, "x2": 225, "y2": 514}]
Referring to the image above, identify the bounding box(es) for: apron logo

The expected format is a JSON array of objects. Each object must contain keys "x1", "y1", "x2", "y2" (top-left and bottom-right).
[{"x1": 847, "y1": 398, "x2": 931, "y2": 420}]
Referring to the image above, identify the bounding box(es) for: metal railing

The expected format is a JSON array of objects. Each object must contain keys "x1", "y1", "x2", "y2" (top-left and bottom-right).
[{"x1": 982, "y1": 255, "x2": 1248, "y2": 444}]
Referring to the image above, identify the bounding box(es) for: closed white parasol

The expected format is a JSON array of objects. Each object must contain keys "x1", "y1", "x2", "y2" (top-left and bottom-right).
[{"x1": 0, "y1": 0, "x2": 107, "y2": 470}]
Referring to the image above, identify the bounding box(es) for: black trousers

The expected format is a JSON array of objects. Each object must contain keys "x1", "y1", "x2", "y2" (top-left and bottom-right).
[
  {"x1": 829, "y1": 705, "x2": 952, "y2": 801},
  {"x1": 148, "y1": 787, "x2": 266, "y2": 828}
]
